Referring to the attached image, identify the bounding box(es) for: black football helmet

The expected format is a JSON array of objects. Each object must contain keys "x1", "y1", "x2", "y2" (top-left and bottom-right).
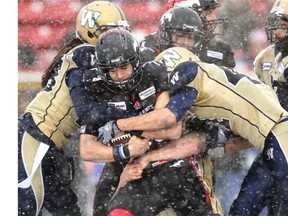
[
  {"x1": 95, "y1": 27, "x2": 142, "y2": 93},
  {"x1": 195, "y1": 0, "x2": 220, "y2": 10},
  {"x1": 158, "y1": 6, "x2": 204, "y2": 52}
]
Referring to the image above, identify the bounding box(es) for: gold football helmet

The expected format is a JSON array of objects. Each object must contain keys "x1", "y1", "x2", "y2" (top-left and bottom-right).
[
  {"x1": 266, "y1": 0, "x2": 288, "y2": 42},
  {"x1": 270, "y1": 0, "x2": 288, "y2": 19},
  {"x1": 75, "y1": 1, "x2": 129, "y2": 45},
  {"x1": 154, "y1": 47, "x2": 200, "y2": 73}
]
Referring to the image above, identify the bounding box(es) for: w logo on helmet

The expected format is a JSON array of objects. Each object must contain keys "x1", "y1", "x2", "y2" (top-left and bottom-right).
[{"x1": 80, "y1": 9, "x2": 101, "y2": 28}]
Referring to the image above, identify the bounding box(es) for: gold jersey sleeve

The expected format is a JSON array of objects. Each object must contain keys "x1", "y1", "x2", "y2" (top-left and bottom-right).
[
  {"x1": 187, "y1": 62, "x2": 288, "y2": 150},
  {"x1": 25, "y1": 44, "x2": 93, "y2": 149},
  {"x1": 253, "y1": 44, "x2": 275, "y2": 87}
]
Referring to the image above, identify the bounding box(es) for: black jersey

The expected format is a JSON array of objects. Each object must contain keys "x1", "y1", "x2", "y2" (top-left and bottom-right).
[
  {"x1": 84, "y1": 61, "x2": 169, "y2": 119},
  {"x1": 139, "y1": 32, "x2": 235, "y2": 68},
  {"x1": 199, "y1": 38, "x2": 235, "y2": 68},
  {"x1": 85, "y1": 61, "x2": 169, "y2": 216},
  {"x1": 139, "y1": 32, "x2": 160, "y2": 63}
]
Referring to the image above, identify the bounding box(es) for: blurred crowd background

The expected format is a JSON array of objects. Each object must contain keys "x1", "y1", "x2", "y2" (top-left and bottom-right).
[
  {"x1": 18, "y1": 0, "x2": 275, "y2": 112},
  {"x1": 18, "y1": 0, "x2": 275, "y2": 215}
]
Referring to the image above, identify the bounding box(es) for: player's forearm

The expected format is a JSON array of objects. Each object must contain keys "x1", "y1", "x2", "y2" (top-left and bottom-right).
[
  {"x1": 142, "y1": 122, "x2": 182, "y2": 140},
  {"x1": 142, "y1": 142, "x2": 184, "y2": 163},
  {"x1": 79, "y1": 134, "x2": 115, "y2": 163},
  {"x1": 140, "y1": 134, "x2": 204, "y2": 163},
  {"x1": 117, "y1": 108, "x2": 177, "y2": 131}
]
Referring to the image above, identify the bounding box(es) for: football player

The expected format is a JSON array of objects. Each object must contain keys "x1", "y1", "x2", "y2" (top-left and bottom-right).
[
  {"x1": 140, "y1": 6, "x2": 204, "y2": 63},
  {"x1": 115, "y1": 47, "x2": 288, "y2": 216},
  {"x1": 139, "y1": 6, "x2": 238, "y2": 216},
  {"x1": 81, "y1": 28, "x2": 217, "y2": 216},
  {"x1": 254, "y1": 0, "x2": 288, "y2": 111},
  {"x1": 166, "y1": 0, "x2": 235, "y2": 67},
  {"x1": 139, "y1": 5, "x2": 235, "y2": 216},
  {"x1": 18, "y1": 1, "x2": 145, "y2": 215}
]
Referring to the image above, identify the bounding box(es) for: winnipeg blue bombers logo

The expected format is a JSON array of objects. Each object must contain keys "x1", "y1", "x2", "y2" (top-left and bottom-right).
[
  {"x1": 158, "y1": 49, "x2": 182, "y2": 73},
  {"x1": 170, "y1": 71, "x2": 179, "y2": 85},
  {"x1": 80, "y1": 9, "x2": 101, "y2": 28}
]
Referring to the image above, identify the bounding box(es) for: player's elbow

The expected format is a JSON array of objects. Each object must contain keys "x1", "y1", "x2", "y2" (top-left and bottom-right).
[
  {"x1": 182, "y1": 132, "x2": 206, "y2": 155},
  {"x1": 168, "y1": 122, "x2": 182, "y2": 140},
  {"x1": 162, "y1": 108, "x2": 178, "y2": 126}
]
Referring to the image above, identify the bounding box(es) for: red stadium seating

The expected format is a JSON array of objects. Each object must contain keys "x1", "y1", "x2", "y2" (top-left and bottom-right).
[
  {"x1": 120, "y1": 1, "x2": 166, "y2": 23},
  {"x1": 18, "y1": 24, "x2": 74, "y2": 49},
  {"x1": 18, "y1": 1, "x2": 166, "y2": 72},
  {"x1": 18, "y1": 1, "x2": 83, "y2": 24}
]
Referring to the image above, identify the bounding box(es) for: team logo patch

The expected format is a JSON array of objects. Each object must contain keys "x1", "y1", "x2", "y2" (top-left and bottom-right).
[
  {"x1": 108, "y1": 101, "x2": 127, "y2": 110},
  {"x1": 262, "y1": 62, "x2": 272, "y2": 71},
  {"x1": 169, "y1": 160, "x2": 185, "y2": 168},
  {"x1": 139, "y1": 86, "x2": 155, "y2": 100}
]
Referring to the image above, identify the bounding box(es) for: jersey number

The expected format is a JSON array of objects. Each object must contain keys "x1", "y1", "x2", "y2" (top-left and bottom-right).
[{"x1": 220, "y1": 66, "x2": 261, "y2": 86}]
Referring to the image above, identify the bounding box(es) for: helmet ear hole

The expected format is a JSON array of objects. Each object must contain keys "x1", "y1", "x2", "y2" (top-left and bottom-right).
[{"x1": 87, "y1": 31, "x2": 95, "y2": 39}]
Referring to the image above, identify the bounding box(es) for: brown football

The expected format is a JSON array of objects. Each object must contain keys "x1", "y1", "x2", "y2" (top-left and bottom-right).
[{"x1": 109, "y1": 133, "x2": 131, "y2": 146}]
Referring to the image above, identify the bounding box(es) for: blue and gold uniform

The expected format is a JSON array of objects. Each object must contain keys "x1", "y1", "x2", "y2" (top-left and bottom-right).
[
  {"x1": 18, "y1": 43, "x2": 94, "y2": 216},
  {"x1": 157, "y1": 47, "x2": 288, "y2": 215},
  {"x1": 254, "y1": 0, "x2": 288, "y2": 112},
  {"x1": 155, "y1": 47, "x2": 225, "y2": 216},
  {"x1": 270, "y1": 51, "x2": 288, "y2": 111},
  {"x1": 18, "y1": 43, "x2": 133, "y2": 216},
  {"x1": 18, "y1": 1, "x2": 131, "y2": 215},
  {"x1": 25, "y1": 44, "x2": 95, "y2": 149},
  {"x1": 253, "y1": 44, "x2": 276, "y2": 87}
]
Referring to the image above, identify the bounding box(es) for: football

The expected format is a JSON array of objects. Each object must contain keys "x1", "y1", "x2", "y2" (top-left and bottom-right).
[{"x1": 109, "y1": 133, "x2": 131, "y2": 146}]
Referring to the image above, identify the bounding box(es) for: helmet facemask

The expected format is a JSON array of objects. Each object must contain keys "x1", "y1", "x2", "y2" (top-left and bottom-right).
[
  {"x1": 92, "y1": 19, "x2": 130, "y2": 40},
  {"x1": 265, "y1": 14, "x2": 281, "y2": 43},
  {"x1": 266, "y1": 13, "x2": 288, "y2": 43},
  {"x1": 173, "y1": 0, "x2": 226, "y2": 39},
  {"x1": 98, "y1": 55, "x2": 142, "y2": 93},
  {"x1": 160, "y1": 26, "x2": 204, "y2": 52},
  {"x1": 202, "y1": 17, "x2": 228, "y2": 39}
]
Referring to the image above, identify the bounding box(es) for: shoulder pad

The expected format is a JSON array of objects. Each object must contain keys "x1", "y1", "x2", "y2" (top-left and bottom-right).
[
  {"x1": 141, "y1": 61, "x2": 170, "y2": 92},
  {"x1": 72, "y1": 45, "x2": 96, "y2": 69},
  {"x1": 169, "y1": 61, "x2": 198, "y2": 94},
  {"x1": 202, "y1": 38, "x2": 235, "y2": 68},
  {"x1": 139, "y1": 47, "x2": 157, "y2": 63},
  {"x1": 83, "y1": 68, "x2": 106, "y2": 96},
  {"x1": 142, "y1": 61, "x2": 168, "y2": 78},
  {"x1": 140, "y1": 32, "x2": 157, "y2": 48}
]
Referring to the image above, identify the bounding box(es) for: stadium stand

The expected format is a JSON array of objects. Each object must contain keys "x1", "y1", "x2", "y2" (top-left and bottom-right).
[{"x1": 18, "y1": 0, "x2": 166, "y2": 72}]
